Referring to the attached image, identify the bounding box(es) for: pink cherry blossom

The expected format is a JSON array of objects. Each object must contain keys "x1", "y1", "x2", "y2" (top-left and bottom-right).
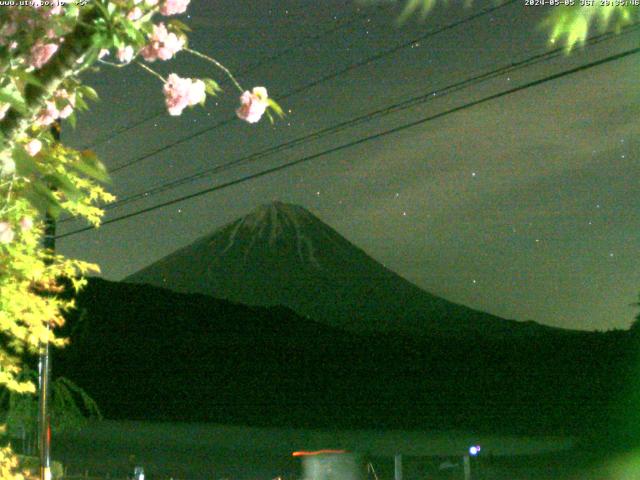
[
  {"x1": 188, "y1": 79, "x2": 206, "y2": 105},
  {"x1": 163, "y1": 74, "x2": 206, "y2": 116},
  {"x1": 140, "y1": 23, "x2": 183, "y2": 62},
  {"x1": 236, "y1": 87, "x2": 269, "y2": 124},
  {"x1": 59, "y1": 104, "x2": 73, "y2": 118},
  {"x1": 98, "y1": 48, "x2": 110, "y2": 59},
  {"x1": 117, "y1": 46, "x2": 135, "y2": 63},
  {"x1": 160, "y1": 0, "x2": 190, "y2": 16},
  {"x1": 29, "y1": 42, "x2": 59, "y2": 69},
  {"x1": 55, "y1": 89, "x2": 75, "y2": 119},
  {"x1": 163, "y1": 74, "x2": 190, "y2": 115},
  {"x1": 24, "y1": 139, "x2": 42, "y2": 157},
  {"x1": 19, "y1": 217, "x2": 33, "y2": 232},
  {"x1": 35, "y1": 102, "x2": 59, "y2": 126},
  {"x1": 34, "y1": 89, "x2": 76, "y2": 126},
  {"x1": 0, "y1": 222, "x2": 14, "y2": 244}
]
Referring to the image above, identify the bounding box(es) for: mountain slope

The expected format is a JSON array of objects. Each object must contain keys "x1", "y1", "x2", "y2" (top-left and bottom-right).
[
  {"x1": 56, "y1": 278, "x2": 634, "y2": 437},
  {"x1": 125, "y1": 202, "x2": 555, "y2": 337}
]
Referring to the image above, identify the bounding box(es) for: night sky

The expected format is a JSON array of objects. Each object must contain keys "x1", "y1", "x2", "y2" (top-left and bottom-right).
[{"x1": 59, "y1": 0, "x2": 640, "y2": 331}]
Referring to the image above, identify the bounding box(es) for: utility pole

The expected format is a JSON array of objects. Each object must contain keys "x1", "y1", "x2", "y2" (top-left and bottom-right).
[
  {"x1": 394, "y1": 454, "x2": 402, "y2": 480},
  {"x1": 463, "y1": 455, "x2": 471, "y2": 480},
  {"x1": 38, "y1": 122, "x2": 59, "y2": 480}
]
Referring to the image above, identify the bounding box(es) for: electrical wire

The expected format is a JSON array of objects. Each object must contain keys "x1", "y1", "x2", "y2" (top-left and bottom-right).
[
  {"x1": 81, "y1": 4, "x2": 384, "y2": 151},
  {"x1": 90, "y1": 23, "x2": 639, "y2": 215},
  {"x1": 103, "y1": 0, "x2": 518, "y2": 175},
  {"x1": 56, "y1": 45, "x2": 640, "y2": 240}
]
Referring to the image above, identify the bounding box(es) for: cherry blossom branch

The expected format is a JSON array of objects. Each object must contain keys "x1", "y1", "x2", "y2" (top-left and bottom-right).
[
  {"x1": 97, "y1": 59, "x2": 129, "y2": 69},
  {"x1": 183, "y1": 48, "x2": 244, "y2": 93},
  {"x1": 0, "y1": 8, "x2": 100, "y2": 144},
  {"x1": 136, "y1": 62, "x2": 167, "y2": 83}
]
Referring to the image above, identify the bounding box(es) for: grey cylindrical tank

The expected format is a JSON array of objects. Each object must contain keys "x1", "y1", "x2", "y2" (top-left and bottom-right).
[{"x1": 301, "y1": 453, "x2": 363, "y2": 480}]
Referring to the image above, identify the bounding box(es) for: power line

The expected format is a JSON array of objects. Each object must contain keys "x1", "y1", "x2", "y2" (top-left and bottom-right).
[
  {"x1": 70, "y1": 23, "x2": 639, "y2": 217},
  {"x1": 56, "y1": 45, "x2": 640, "y2": 240},
  {"x1": 80, "y1": 4, "x2": 387, "y2": 151},
  {"x1": 58, "y1": 0, "x2": 532, "y2": 226},
  {"x1": 103, "y1": 0, "x2": 518, "y2": 175}
]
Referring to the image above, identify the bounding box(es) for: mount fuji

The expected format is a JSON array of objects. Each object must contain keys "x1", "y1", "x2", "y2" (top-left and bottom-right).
[{"x1": 125, "y1": 201, "x2": 555, "y2": 337}]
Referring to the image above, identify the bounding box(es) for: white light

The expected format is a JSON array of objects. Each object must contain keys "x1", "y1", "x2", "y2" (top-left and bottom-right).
[{"x1": 469, "y1": 445, "x2": 481, "y2": 456}]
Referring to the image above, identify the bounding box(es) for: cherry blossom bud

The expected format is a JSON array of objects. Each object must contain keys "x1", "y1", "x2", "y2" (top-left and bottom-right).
[
  {"x1": 24, "y1": 139, "x2": 42, "y2": 157},
  {"x1": 236, "y1": 87, "x2": 269, "y2": 124},
  {"x1": 0, "y1": 222, "x2": 14, "y2": 244}
]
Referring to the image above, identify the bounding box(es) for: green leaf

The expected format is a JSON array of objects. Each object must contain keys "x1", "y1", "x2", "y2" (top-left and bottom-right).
[
  {"x1": 544, "y1": 5, "x2": 640, "y2": 53},
  {"x1": 122, "y1": 19, "x2": 146, "y2": 45},
  {"x1": 267, "y1": 98, "x2": 285, "y2": 118},
  {"x1": 94, "y1": 1, "x2": 112, "y2": 21},
  {"x1": 80, "y1": 85, "x2": 99, "y2": 102},
  {"x1": 74, "y1": 95, "x2": 88, "y2": 111},
  {"x1": 0, "y1": 88, "x2": 27, "y2": 114},
  {"x1": 12, "y1": 147, "x2": 42, "y2": 177},
  {"x1": 24, "y1": 181, "x2": 62, "y2": 217},
  {"x1": 71, "y1": 150, "x2": 110, "y2": 183},
  {"x1": 11, "y1": 70, "x2": 44, "y2": 88},
  {"x1": 203, "y1": 78, "x2": 221, "y2": 96},
  {"x1": 67, "y1": 112, "x2": 77, "y2": 129},
  {"x1": 113, "y1": 34, "x2": 123, "y2": 50},
  {"x1": 167, "y1": 19, "x2": 192, "y2": 33},
  {"x1": 265, "y1": 110, "x2": 275, "y2": 125},
  {"x1": 398, "y1": 0, "x2": 437, "y2": 24},
  {"x1": 44, "y1": 172, "x2": 81, "y2": 202}
]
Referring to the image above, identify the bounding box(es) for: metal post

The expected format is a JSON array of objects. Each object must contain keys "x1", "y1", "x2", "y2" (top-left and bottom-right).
[
  {"x1": 463, "y1": 454, "x2": 470, "y2": 480},
  {"x1": 38, "y1": 122, "x2": 59, "y2": 480},
  {"x1": 394, "y1": 454, "x2": 402, "y2": 480},
  {"x1": 38, "y1": 211, "x2": 54, "y2": 480}
]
